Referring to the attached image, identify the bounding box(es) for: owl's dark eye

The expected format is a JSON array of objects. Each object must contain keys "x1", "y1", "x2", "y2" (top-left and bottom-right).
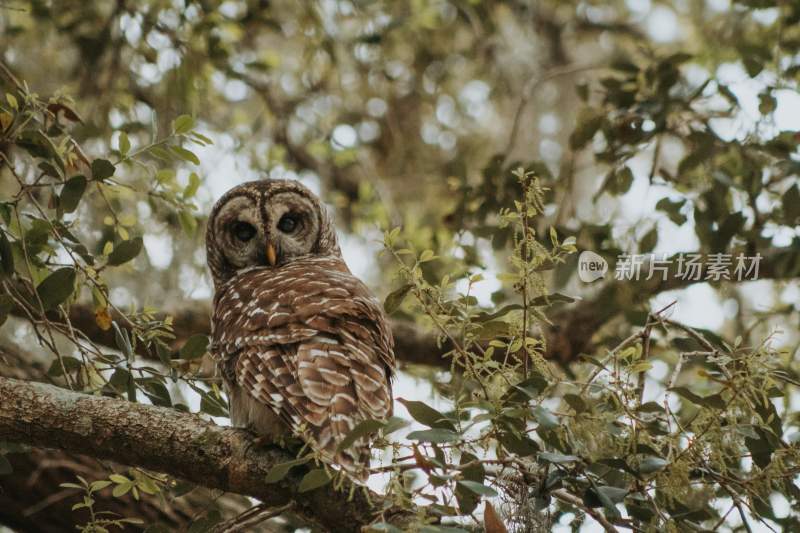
[
  {"x1": 231, "y1": 221, "x2": 257, "y2": 242},
  {"x1": 277, "y1": 213, "x2": 299, "y2": 233}
]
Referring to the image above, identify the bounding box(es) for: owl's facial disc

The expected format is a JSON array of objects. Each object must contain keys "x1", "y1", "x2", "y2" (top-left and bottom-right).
[
  {"x1": 266, "y1": 191, "x2": 320, "y2": 265},
  {"x1": 207, "y1": 179, "x2": 340, "y2": 286},
  {"x1": 213, "y1": 195, "x2": 266, "y2": 272}
]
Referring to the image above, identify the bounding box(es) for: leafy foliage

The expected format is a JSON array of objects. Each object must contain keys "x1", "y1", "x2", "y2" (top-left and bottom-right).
[{"x1": 1, "y1": 0, "x2": 799, "y2": 531}]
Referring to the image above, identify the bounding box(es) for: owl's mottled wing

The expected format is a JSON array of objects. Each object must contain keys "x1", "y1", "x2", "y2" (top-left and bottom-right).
[{"x1": 212, "y1": 256, "x2": 394, "y2": 477}]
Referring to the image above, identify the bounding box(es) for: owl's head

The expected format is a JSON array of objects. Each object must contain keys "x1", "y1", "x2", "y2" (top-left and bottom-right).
[{"x1": 206, "y1": 179, "x2": 340, "y2": 287}]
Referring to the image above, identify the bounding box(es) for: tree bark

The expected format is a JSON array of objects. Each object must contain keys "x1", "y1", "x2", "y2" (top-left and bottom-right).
[{"x1": 0, "y1": 376, "x2": 411, "y2": 532}]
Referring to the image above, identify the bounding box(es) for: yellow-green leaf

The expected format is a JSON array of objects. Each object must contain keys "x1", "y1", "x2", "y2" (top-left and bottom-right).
[
  {"x1": 118, "y1": 132, "x2": 130, "y2": 156},
  {"x1": 298, "y1": 468, "x2": 331, "y2": 492},
  {"x1": 173, "y1": 114, "x2": 194, "y2": 134}
]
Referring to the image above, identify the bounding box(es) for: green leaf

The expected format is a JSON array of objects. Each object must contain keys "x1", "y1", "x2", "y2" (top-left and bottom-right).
[
  {"x1": 538, "y1": 452, "x2": 580, "y2": 464},
  {"x1": 200, "y1": 392, "x2": 228, "y2": 417},
  {"x1": 337, "y1": 419, "x2": 385, "y2": 452},
  {"x1": 107, "y1": 237, "x2": 143, "y2": 266},
  {"x1": 783, "y1": 184, "x2": 800, "y2": 224},
  {"x1": 154, "y1": 341, "x2": 171, "y2": 367},
  {"x1": 596, "y1": 485, "x2": 628, "y2": 503},
  {"x1": 0, "y1": 230, "x2": 13, "y2": 277},
  {"x1": 640, "y1": 227, "x2": 658, "y2": 253},
  {"x1": 474, "y1": 304, "x2": 522, "y2": 323},
  {"x1": 381, "y1": 416, "x2": 410, "y2": 435},
  {"x1": 456, "y1": 480, "x2": 498, "y2": 498},
  {"x1": 455, "y1": 451, "x2": 485, "y2": 514},
  {"x1": 593, "y1": 485, "x2": 624, "y2": 518},
  {"x1": 178, "y1": 210, "x2": 197, "y2": 236},
  {"x1": 638, "y1": 402, "x2": 665, "y2": 413},
  {"x1": 47, "y1": 356, "x2": 82, "y2": 377},
  {"x1": 606, "y1": 166, "x2": 634, "y2": 195},
  {"x1": 533, "y1": 406, "x2": 559, "y2": 430},
  {"x1": 184, "y1": 172, "x2": 201, "y2": 198},
  {"x1": 758, "y1": 92, "x2": 776, "y2": 115},
  {"x1": 173, "y1": 115, "x2": 195, "y2": 134},
  {"x1": 60, "y1": 175, "x2": 87, "y2": 213},
  {"x1": 669, "y1": 387, "x2": 726, "y2": 409},
  {"x1": 638, "y1": 456, "x2": 669, "y2": 475},
  {"x1": 36, "y1": 267, "x2": 76, "y2": 311},
  {"x1": 0, "y1": 294, "x2": 13, "y2": 327},
  {"x1": 112, "y1": 323, "x2": 133, "y2": 359},
  {"x1": 570, "y1": 110, "x2": 604, "y2": 149},
  {"x1": 383, "y1": 284, "x2": 412, "y2": 314},
  {"x1": 143, "y1": 381, "x2": 172, "y2": 407},
  {"x1": 505, "y1": 373, "x2": 548, "y2": 402},
  {"x1": 406, "y1": 428, "x2": 460, "y2": 443},
  {"x1": 656, "y1": 197, "x2": 687, "y2": 225},
  {"x1": 91, "y1": 159, "x2": 116, "y2": 181},
  {"x1": 112, "y1": 482, "x2": 133, "y2": 497},
  {"x1": 563, "y1": 393, "x2": 588, "y2": 414},
  {"x1": 118, "y1": 132, "x2": 130, "y2": 156},
  {"x1": 90, "y1": 480, "x2": 112, "y2": 491},
  {"x1": 180, "y1": 334, "x2": 209, "y2": 360},
  {"x1": 119, "y1": 131, "x2": 131, "y2": 157},
  {"x1": 170, "y1": 145, "x2": 200, "y2": 165},
  {"x1": 108, "y1": 368, "x2": 132, "y2": 391},
  {"x1": 298, "y1": 468, "x2": 331, "y2": 492},
  {"x1": 398, "y1": 398, "x2": 455, "y2": 430},
  {"x1": 264, "y1": 456, "x2": 310, "y2": 484},
  {"x1": 498, "y1": 431, "x2": 539, "y2": 456}
]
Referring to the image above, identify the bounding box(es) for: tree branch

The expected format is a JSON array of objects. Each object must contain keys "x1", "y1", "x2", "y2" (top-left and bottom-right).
[
  {"x1": 0, "y1": 376, "x2": 412, "y2": 532},
  {"x1": 0, "y1": 342, "x2": 254, "y2": 532}
]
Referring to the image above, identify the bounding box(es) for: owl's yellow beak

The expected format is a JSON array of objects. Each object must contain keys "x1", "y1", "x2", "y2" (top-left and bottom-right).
[{"x1": 266, "y1": 243, "x2": 277, "y2": 266}]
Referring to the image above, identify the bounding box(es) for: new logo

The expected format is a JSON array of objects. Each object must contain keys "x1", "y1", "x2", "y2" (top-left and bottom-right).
[{"x1": 578, "y1": 250, "x2": 608, "y2": 282}]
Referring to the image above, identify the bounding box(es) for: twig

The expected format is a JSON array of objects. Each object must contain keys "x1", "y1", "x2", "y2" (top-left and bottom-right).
[
  {"x1": 211, "y1": 503, "x2": 293, "y2": 533},
  {"x1": 0, "y1": 60, "x2": 23, "y2": 90},
  {"x1": 551, "y1": 488, "x2": 621, "y2": 532},
  {"x1": 504, "y1": 63, "x2": 603, "y2": 163}
]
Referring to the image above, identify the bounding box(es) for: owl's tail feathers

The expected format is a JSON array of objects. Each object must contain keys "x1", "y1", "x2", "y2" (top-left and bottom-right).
[
  {"x1": 335, "y1": 445, "x2": 371, "y2": 483},
  {"x1": 311, "y1": 426, "x2": 372, "y2": 483}
]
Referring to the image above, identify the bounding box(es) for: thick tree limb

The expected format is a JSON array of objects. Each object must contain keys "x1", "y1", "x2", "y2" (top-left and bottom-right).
[
  {"x1": 0, "y1": 376, "x2": 412, "y2": 532},
  {"x1": 0, "y1": 343, "x2": 254, "y2": 533}
]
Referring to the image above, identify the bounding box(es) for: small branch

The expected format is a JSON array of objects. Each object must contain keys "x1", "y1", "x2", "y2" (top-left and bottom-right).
[
  {"x1": 211, "y1": 503, "x2": 293, "y2": 533},
  {"x1": 551, "y1": 488, "x2": 621, "y2": 532},
  {"x1": 0, "y1": 60, "x2": 23, "y2": 91},
  {"x1": 504, "y1": 63, "x2": 601, "y2": 163}
]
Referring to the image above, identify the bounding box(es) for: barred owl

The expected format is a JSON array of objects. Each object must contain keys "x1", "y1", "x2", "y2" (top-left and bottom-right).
[{"x1": 206, "y1": 179, "x2": 394, "y2": 479}]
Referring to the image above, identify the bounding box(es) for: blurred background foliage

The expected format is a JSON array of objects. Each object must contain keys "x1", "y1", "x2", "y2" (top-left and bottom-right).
[{"x1": 1, "y1": 0, "x2": 800, "y2": 531}]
